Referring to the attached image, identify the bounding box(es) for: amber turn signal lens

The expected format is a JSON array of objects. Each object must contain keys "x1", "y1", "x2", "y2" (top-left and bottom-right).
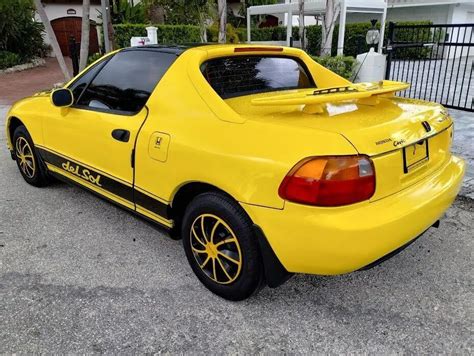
[{"x1": 278, "y1": 155, "x2": 375, "y2": 207}]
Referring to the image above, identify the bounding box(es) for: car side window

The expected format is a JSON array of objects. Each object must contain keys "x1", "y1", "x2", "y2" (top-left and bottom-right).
[
  {"x1": 68, "y1": 58, "x2": 110, "y2": 104},
  {"x1": 76, "y1": 50, "x2": 177, "y2": 114}
]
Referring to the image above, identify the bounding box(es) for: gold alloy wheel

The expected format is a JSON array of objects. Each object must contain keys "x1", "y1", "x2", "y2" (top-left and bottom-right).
[
  {"x1": 190, "y1": 214, "x2": 243, "y2": 284},
  {"x1": 15, "y1": 137, "x2": 36, "y2": 179}
]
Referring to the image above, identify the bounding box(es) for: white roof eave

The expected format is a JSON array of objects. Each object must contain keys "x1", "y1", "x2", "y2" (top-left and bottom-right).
[
  {"x1": 389, "y1": 0, "x2": 472, "y2": 8},
  {"x1": 248, "y1": 0, "x2": 387, "y2": 16},
  {"x1": 247, "y1": 2, "x2": 324, "y2": 16}
]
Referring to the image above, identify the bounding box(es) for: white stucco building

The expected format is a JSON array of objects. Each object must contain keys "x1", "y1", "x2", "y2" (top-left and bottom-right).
[
  {"x1": 36, "y1": 0, "x2": 102, "y2": 56},
  {"x1": 247, "y1": 0, "x2": 473, "y2": 54},
  {"x1": 38, "y1": 0, "x2": 102, "y2": 23},
  {"x1": 257, "y1": 0, "x2": 474, "y2": 26},
  {"x1": 351, "y1": 0, "x2": 474, "y2": 25}
]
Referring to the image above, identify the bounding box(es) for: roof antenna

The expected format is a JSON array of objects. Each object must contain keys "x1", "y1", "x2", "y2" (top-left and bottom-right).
[{"x1": 351, "y1": 50, "x2": 368, "y2": 82}]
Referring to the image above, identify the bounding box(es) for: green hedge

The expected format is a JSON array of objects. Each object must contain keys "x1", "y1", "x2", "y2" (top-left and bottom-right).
[
  {"x1": 388, "y1": 22, "x2": 443, "y2": 60},
  {"x1": 312, "y1": 55, "x2": 356, "y2": 80},
  {"x1": 0, "y1": 50, "x2": 21, "y2": 70},
  {"x1": 247, "y1": 20, "x2": 432, "y2": 58},
  {"x1": 238, "y1": 26, "x2": 300, "y2": 42},
  {"x1": 114, "y1": 24, "x2": 202, "y2": 48},
  {"x1": 115, "y1": 24, "x2": 301, "y2": 48},
  {"x1": 207, "y1": 24, "x2": 241, "y2": 43},
  {"x1": 114, "y1": 21, "x2": 433, "y2": 59},
  {"x1": 330, "y1": 20, "x2": 433, "y2": 58},
  {"x1": 306, "y1": 25, "x2": 322, "y2": 55}
]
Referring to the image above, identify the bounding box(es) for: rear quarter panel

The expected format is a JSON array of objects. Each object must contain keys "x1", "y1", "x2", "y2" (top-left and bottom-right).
[{"x1": 134, "y1": 48, "x2": 358, "y2": 209}]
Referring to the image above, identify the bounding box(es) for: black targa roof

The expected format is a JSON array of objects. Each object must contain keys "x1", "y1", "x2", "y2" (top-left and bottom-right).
[{"x1": 123, "y1": 44, "x2": 210, "y2": 56}]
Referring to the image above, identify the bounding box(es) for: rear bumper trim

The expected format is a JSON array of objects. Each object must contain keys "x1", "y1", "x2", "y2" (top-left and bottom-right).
[
  {"x1": 241, "y1": 155, "x2": 464, "y2": 275},
  {"x1": 358, "y1": 219, "x2": 439, "y2": 271}
]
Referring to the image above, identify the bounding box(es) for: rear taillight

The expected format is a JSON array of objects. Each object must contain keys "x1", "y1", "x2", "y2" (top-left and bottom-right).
[{"x1": 278, "y1": 155, "x2": 375, "y2": 207}]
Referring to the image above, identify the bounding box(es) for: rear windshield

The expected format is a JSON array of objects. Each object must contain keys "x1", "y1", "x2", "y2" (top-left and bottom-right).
[{"x1": 201, "y1": 56, "x2": 314, "y2": 99}]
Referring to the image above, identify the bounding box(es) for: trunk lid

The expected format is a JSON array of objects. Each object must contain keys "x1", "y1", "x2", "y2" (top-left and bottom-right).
[{"x1": 226, "y1": 90, "x2": 453, "y2": 200}]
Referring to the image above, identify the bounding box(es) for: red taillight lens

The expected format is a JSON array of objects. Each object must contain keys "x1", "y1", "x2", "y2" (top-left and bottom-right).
[{"x1": 278, "y1": 155, "x2": 375, "y2": 207}]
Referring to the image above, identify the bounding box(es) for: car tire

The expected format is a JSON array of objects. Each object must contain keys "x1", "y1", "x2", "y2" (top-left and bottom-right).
[
  {"x1": 182, "y1": 192, "x2": 264, "y2": 301},
  {"x1": 12, "y1": 125, "x2": 50, "y2": 187}
]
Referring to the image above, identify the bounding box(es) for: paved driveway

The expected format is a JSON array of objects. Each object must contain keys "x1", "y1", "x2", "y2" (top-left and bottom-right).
[
  {"x1": 0, "y1": 58, "x2": 71, "y2": 105},
  {"x1": 0, "y1": 101, "x2": 473, "y2": 353}
]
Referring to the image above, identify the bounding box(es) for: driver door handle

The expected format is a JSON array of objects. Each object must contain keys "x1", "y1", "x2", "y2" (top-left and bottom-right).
[{"x1": 111, "y1": 129, "x2": 130, "y2": 142}]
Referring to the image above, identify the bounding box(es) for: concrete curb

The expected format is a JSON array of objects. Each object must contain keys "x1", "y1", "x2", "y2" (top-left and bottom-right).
[{"x1": 0, "y1": 58, "x2": 46, "y2": 75}]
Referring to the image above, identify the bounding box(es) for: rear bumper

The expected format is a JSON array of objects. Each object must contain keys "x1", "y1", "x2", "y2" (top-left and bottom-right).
[{"x1": 242, "y1": 155, "x2": 465, "y2": 275}]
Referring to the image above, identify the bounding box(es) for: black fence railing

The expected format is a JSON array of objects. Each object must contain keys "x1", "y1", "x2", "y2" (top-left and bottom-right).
[{"x1": 385, "y1": 22, "x2": 474, "y2": 112}]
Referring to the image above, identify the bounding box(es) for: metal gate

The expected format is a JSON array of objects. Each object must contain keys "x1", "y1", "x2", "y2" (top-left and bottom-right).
[{"x1": 385, "y1": 22, "x2": 474, "y2": 112}]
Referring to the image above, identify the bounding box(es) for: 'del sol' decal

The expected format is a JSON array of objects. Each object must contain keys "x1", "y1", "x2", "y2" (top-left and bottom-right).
[{"x1": 61, "y1": 161, "x2": 102, "y2": 187}]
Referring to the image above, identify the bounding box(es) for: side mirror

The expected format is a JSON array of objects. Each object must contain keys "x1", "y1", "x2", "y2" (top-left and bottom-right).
[{"x1": 51, "y1": 88, "x2": 73, "y2": 107}]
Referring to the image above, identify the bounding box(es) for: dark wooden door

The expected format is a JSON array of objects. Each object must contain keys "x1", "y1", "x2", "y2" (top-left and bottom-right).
[{"x1": 51, "y1": 17, "x2": 100, "y2": 57}]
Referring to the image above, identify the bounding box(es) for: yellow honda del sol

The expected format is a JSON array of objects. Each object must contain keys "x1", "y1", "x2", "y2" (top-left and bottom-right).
[{"x1": 5, "y1": 45, "x2": 465, "y2": 300}]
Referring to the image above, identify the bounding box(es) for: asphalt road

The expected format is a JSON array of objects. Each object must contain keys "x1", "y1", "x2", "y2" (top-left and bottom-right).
[{"x1": 1, "y1": 108, "x2": 473, "y2": 353}]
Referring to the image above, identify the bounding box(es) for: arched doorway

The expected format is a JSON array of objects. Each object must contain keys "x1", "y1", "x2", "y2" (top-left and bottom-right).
[{"x1": 51, "y1": 17, "x2": 100, "y2": 57}]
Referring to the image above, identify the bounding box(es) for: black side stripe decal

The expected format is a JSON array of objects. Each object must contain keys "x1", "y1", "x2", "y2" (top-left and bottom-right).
[
  {"x1": 37, "y1": 147, "x2": 170, "y2": 219},
  {"x1": 135, "y1": 190, "x2": 170, "y2": 219},
  {"x1": 37, "y1": 145, "x2": 131, "y2": 185},
  {"x1": 38, "y1": 148, "x2": 134, "y2": 202}
]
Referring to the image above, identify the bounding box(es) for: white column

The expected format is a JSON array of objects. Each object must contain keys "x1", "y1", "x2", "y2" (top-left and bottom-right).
[
  {"x1": 146, "y1": 26, "x2": 158, "y2": 45},
  {"x1": 247, "y1": 8, "x2": 251, "y2": 43},
  {"x1": 378, "y1": 7, "x2": 387, "y2": 53},
  {"x1": 287, "y1": 6, "x2": 293, "y2": 46},
  {"x1": 337, "y1": 0, "x2": 346, "y2": 55}
]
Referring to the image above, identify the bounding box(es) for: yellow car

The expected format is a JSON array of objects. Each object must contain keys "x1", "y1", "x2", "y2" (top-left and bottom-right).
[{"x1": 5, "y1": 45, "x2": 465, "y2": 300}]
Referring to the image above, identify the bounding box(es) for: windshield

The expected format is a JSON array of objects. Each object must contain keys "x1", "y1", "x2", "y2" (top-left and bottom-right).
[{"x1": 201, "y1": 56, "x2": 315, "y2": 99}]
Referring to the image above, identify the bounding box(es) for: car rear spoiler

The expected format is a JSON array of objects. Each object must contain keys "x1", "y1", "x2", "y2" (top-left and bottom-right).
[{"x1": 251, "y1": 80, "x2": 410, "y2": 114}]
